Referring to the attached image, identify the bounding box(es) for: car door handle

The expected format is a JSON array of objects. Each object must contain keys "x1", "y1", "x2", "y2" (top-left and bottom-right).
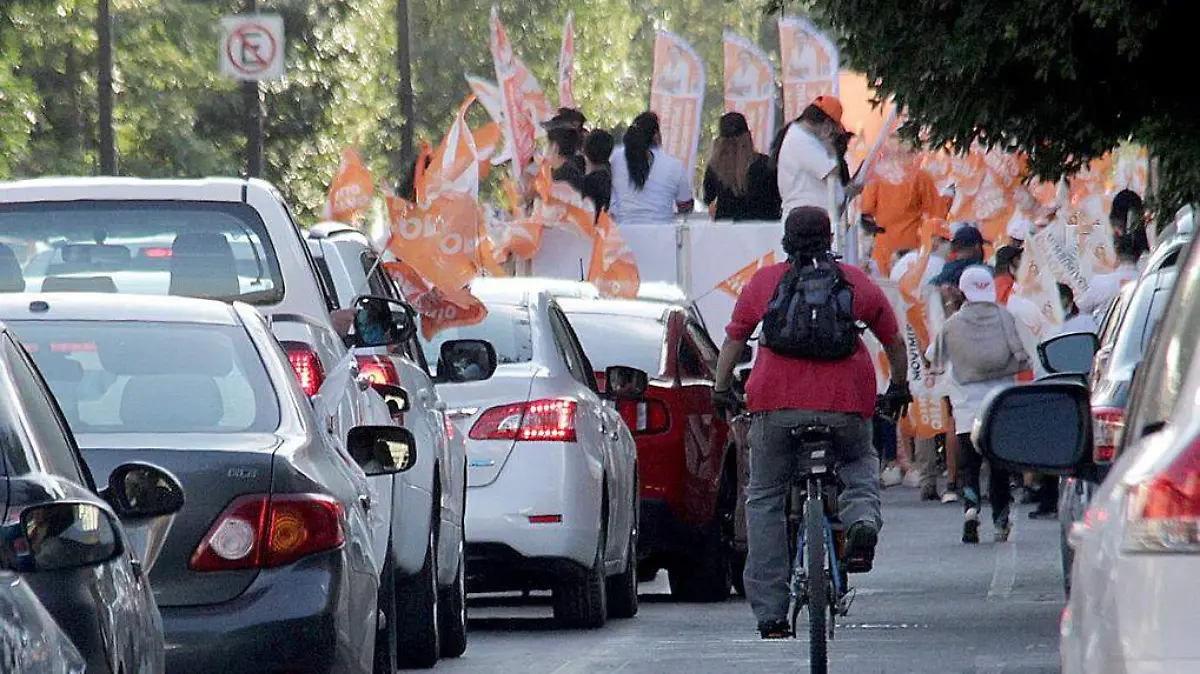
[
  {"x1": 447, "y1": 407, "x2": 478, "y2": 420},
  {"x1": 359, "y1": 494, "x2": 372, "y2": 511}
]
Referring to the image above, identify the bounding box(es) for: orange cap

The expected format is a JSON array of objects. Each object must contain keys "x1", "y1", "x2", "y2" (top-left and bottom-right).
[{"x1": 812, "y1": 95, "x2": 844, "y2": 126}]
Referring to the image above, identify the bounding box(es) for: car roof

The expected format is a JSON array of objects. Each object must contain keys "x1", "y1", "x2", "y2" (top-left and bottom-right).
[
  {"x1": 471, "y1": 277, "x2": 601, "y2": 300},
  {"x1": 0, "y1": 293, "x2": 242, "y2": 326},
  {"x1": 556, "y1": 297, "x2": 675, "y2": 321},
  {"x1": 636, "y1": 281, "x2": 689, "y2": 304},
  {"x1": 0, "y1": 177, "x2": 260, "y2": 203},
  {"x1": 307, "y1": 221, "x2": 372, "y2": 244}
]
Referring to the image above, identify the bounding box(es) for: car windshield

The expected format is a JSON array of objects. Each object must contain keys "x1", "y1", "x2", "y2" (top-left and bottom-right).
[
  {"x1": 8, "y1": 320, "x2": 281, "y2": 434},
  {"x1": 564, "y1": 313, "x2": 666, "y2": 374},
  {"x1": 0, "y1": 201, "x2": 283, "y2": 305},
  {"x1": 421, "y1": 303, "x2": 534, "y2": 366}
]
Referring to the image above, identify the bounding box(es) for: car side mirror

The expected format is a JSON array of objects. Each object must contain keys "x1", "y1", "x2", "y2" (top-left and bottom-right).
[
  {"x1": 371, "y1": 383, "x2": 410, "y2": 419},
  {"x1": 436, "y1": 339, "x2": 498, "y2": 383},
  {"x1": 972, "y1": 381, "x2": 1091, "y2": 474},
  {"x1": 1038, "y1": 332, "x2": 1100, "y2": 375},
  {"x1": 7, "y1": 503, "x2": 122, "y2": 572},
  {"x1": 349, "y1": 295, "x2": 417, "y2": 348},
  {"x1": 603, "y1": 366, "x2": 649, "y2": 400},
  {"x1": 348, "y1": 426, "x2": 417, "y2": 476},
  {"x1": 101, "y1": 463, "x2": 185, "y2": 520}
]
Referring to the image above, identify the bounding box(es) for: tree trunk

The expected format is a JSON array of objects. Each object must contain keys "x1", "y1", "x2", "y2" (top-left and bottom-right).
[
  {"x1": 97, "y1": 0, "x2": 116, "y2": 175},
  {"x1": 396, "y1": 0, "x2": 415, "y2": 177}
]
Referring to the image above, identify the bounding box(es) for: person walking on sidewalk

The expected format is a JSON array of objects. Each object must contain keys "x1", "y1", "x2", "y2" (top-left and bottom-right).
[{"x1": 929, "y1": 265, "x2": 1032, "y2": 543}]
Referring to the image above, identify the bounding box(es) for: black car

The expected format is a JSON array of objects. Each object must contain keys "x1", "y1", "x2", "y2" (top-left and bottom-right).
[
  {"x1": 0, "y1": 318, "x2": 187, "y2": 673},
  {"x1": 0, "y1": 292, "x2": 417, "y2": 674}
]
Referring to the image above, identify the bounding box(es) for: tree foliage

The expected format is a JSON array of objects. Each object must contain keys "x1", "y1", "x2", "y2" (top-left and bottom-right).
[{"x1": 771, "y1": 0, "x2": 1199, "y2": 220}]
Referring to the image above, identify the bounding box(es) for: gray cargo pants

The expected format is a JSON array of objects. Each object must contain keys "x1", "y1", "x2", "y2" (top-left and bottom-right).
[{"x1": 744, "y1": 409, "x2": 882, "y2": 624}]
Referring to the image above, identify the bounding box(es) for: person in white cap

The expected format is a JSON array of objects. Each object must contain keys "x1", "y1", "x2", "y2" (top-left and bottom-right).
[{"x1": 928, "y1": 265, "x2": 1032, "y2": 544}]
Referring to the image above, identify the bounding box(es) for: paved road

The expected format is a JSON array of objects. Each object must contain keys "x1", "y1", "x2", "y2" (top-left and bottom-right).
[{"x1": 444, "y1": 488, "x2": 1064, "y2": 673}]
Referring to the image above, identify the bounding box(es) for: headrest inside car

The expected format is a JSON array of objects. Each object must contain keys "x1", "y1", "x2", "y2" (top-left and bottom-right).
[{"x1": 98, "y1": 330, "x2": 235, "y2": 377}]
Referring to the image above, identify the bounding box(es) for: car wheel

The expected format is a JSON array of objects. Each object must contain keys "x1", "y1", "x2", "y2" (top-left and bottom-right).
[
  {"x1": 438, "y1": 535, "x2": 468, "y2": 658},
  {"x1": 397, "y1": 527, "x2": 440, "y2": 669},
  {"x1": 606, "y1": 494, "x2": 639, "y2": 619},
  {"x1": 553, "y1": 530, "x2": 608, "y2": 629},
  {"x1": 373, "y1": 545, "x2": 400, "y2": 674}
]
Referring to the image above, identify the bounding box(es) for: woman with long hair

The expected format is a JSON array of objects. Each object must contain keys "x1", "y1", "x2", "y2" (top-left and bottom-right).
[
  {"x1": 610, "y1": 111, "x2": 694, "y2": 224},
  {"x1": 703, "y1": 112, "x2": 781, "y2": 221}
]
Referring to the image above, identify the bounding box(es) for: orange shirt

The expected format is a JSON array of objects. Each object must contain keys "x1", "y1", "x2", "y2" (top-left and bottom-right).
[
  {"x1": 995, "y1": 272, "x2": 1015, "y2": 306},
  {"x1": 864, "y1": 170, "x2": 939, "y2": 275}
]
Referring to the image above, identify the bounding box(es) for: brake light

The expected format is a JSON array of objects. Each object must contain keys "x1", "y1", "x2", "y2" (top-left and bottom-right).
[
  {"x1": 142, "y1": 247, "x2": 173, "y2": 259},
  {"x1": 1124, "y1": 438, "x2": 1200, "y2": 553},
  {"x1": 469, "y1": 399, "x2": 577, "y2": 442},
  {"x1": 616, "y1": 399, "x2": 671, "y2": 434},
  {"x1": 356, "y1": 355, "x2": 399, "y2": 386},
  {"x1": 282, "y1": 342, "x2": 325, "y2": 397},
  {"x1": 190, "y1": 494, "x2": 346, "y2": 571},
  {"x1": 1092, "y1": 407, "x2": 1125, "y2": 463}
]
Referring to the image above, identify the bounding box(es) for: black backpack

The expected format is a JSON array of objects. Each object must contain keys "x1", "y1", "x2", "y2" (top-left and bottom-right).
[{"x1": 760, "y1": 254, "x2": 861, "y2": 360}]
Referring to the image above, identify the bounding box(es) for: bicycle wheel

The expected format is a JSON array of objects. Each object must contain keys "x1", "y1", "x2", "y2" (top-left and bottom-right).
[{"x1": 805, "y1": 483, "x2": 828, "y2": 674}]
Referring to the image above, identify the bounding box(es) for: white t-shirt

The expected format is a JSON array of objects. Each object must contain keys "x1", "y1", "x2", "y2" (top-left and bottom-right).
[
  {"x1": 610, "y1": 147, "x2": 693, "y2": 225},
  {"x1": 776, "y1": 123, "x2": 842, "y2": 219},
  {"x1": 1059, "y1": 312, "x2": 1099, "y2": 335},
  {"x1": 889, "y1": 251, "x2": 946, "y2": 286},
  {"x1": 1076, "y1": 262, "x2": 1138, "y2": 316}
]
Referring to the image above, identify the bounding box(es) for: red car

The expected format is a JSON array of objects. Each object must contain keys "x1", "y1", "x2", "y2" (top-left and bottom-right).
[{"x1": 558, "y1": 298, "x2": 745, "y2": 601}]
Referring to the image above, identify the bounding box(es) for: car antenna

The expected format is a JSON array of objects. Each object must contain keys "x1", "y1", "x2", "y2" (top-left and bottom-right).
[{"x1": 578, "y1": 258, "x2": 585, "y2": 282}]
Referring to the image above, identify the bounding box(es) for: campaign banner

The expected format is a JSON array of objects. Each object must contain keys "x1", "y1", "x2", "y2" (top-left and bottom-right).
[
  {"x1": 1012, "y1": 228, "x2": 1067, "y2": 341},
  {"x1": 778, "y1": 17, "x2": 838, "y2": 123},
  {"x1": 489, "y1": 8, "x2": 536, "y2": 177},
  {"x1": 588, "y1": 212, "x2": 640, "y2": 298},
  {"x1": 324, "y1": 148, "x2": 375, "y2": 225},
  {"x1": 558, "y1": 12, "x2": 576, "y2": 109},
  {"x1": 424, "y1": 95, "x2": 480, "y2": 200},
  {"x1": 722, "y1": 32, "x2": 775, "y2": 154},
  {"x1": 650, "y1": 30, "x2": 706, "y2": 178}
]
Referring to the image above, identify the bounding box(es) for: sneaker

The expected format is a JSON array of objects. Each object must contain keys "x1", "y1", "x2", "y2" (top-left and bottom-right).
[
  {"x1": 920, "y1": 485, "x2": 940, "y2": 502},
  {"x1": 902, "y1": 470, "x2": 922, "y2": 489},
  {"x1": 758, "y1": 619, "x2": 792, "y2": 639},
  {"x1": 962, "y1": 507, "x2": 980, "y2": 544},
  {"x1": 994, "y1": 520, "x2": 1013, "y2": 543},
  {"x1": 1028, "y1": 509, "x2": 1058, "y2": 521},
  {"x1": 941, "y1": 490, "x2": 960, "y2": 504},
  {"x1": 844, "y1": 521, "x2": 879, "y2": 573},
  {"x1": 881, "y1": 465, "x2": 903, "y2": 488}
]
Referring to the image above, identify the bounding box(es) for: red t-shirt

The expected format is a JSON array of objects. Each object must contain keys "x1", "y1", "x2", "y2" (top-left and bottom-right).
[{"x1": 726, "y1": 262, "x2": 900, "y2": 418}]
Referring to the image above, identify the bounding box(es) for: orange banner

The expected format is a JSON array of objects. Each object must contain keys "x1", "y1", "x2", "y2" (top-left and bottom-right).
[
  {"x1": 650, "y1": 30, "x2": 706, "y2": 177},
  {"x1": 895, "y1": 223, "x2": 945, "y2": 439},
  {"x1": 778, "y1": 17, "x2": 838, "y2": 123},
  {"x1": 558, "y1": 12, "x2": 576, "y2": 109},
  {"x1": 717, "y1": 251, "x2": 776, "y2": 298},
  {"x1": 385, "y1": 193, "x2": 482, "y2": 298},
  {"x1": 588, "y1": 212, "x2": 640, "y2": 298},
  {"x1": 533, "y1": 164, "x2": 596, "y2": 239},
  {"x1": 323, "y1": 148, "x2": 375, "y2": 225},
  {"x1": 425, "y1": 96, "x2": 481, "y2": 200},
  {"x1": 383, "y1": 261, "x2": 488, "y2": 340},
  {"x1": 722, "y1": 32, "x2": 775, "y2": 155},
  {"x1": 489, "y1": 8, "x2": 537, "y2": 177}
]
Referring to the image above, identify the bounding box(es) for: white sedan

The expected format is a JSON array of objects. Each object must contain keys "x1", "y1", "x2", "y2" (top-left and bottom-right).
[{"x1": 423, "y1": 280, "x2": 641, "y2": 629}]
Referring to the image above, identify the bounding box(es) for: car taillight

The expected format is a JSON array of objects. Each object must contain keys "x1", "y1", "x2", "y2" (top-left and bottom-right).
[
  {"x1": 1092, "y1": 407, "x2": 1125, "y2": 463},
  {"x1": 356, "y1": 355, "x2": 399, "y2": 386},
  {"x1": 142, "y1": 247, "x2": 172, "y2": 259},
  {"x1": 1124, "y1": 438, "x2": 1200, "y2": 553},
  {"x1": 616, "y1": 399, "x2": 671, "y2": 434},
  {"x1": 469, "y1": 399, "x2": 577, "y2": 442},
  {"x1": 190, "y1": 494, "x2": 346, "y2": 571},
  {"x1": 282, "y1": 342, "x2": 325, "y2": 397}
]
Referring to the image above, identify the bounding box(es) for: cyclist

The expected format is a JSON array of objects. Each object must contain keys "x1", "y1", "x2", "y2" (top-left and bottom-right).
[{"x1": 712, "y1": 206, "x2": 911, "y2": 639}]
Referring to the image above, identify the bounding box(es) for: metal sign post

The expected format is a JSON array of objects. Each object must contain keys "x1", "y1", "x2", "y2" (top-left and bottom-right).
[{"x1": 219, "y1": 9, "x2": 285, "y2": 178}]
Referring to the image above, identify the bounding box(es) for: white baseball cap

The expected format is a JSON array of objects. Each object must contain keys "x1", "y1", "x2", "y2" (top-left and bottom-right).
[{"x1": 958, "y1": 265, "x2": 997, "y2": 303}]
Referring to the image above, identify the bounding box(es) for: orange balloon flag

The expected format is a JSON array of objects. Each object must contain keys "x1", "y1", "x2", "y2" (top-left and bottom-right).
[
  {"x1": 324, "y1": 148, "x2": 375, "y2": 225},
  {"x1": 717, "y1": 251, "x2": 776, "y2": 298},
  {"x1": 587, "y1": 211, "x2": 640, "y2": 298}
]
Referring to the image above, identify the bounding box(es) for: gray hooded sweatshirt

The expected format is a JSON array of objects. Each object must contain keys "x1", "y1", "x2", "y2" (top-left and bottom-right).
[{"x1": 932, "y1": 301, "x2": 1031, "y2": 385}]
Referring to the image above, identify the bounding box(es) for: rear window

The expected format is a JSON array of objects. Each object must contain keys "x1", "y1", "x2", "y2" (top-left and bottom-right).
[
  {"x1": 8, "y1": 320, "x2": 280, "y2": 434},
  {"x1": 1109, "y1": 275, "x2": 1175, "y2": 374},
  {"x1": 563, "y1": 313, "x2": 666, "y2": 375},
  {"x1": 421, "y1": 304, "x2": 534, "y2": 366},
  {"x1": 0, "y1": 201, "x2": 283, "y2": 305}
]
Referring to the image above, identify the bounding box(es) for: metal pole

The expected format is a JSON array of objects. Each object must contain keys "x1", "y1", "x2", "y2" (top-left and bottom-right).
[
  {"x1": 396, "y1": 0, "x2": 415, "y2": 170},
  {"x1": 243, "y1": 0, "x2": 264, "y2": 178},
  {"x1": 97, "y1": 0, "x2": 116, "y2": 175}
]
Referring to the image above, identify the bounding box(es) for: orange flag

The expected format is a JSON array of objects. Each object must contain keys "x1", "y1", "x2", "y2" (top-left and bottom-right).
[
  {"x1": 382, "y1": 261, "x2": 488, "y2": 340},
  {"x1": 324, "y1": 148, "x2": 375, "y2": 224},
  {"x1": 717, "y1": 251, "x2": 776, "y2": 298},
  {"x1": 426, "y1": 96, "x2": 481, "y2": 200},
  {"x1": 587, "y1": 211, "x2": 640, "y2": 298},
  {"x1": 533, "y1": 164, "x2": 596, "y2": 239},
  {"x1": 896, "y1": 219, "x2": 946, "y2": 440},
  {"x1": 385, "y1": 194, "x2": 481, "y2": 298}
]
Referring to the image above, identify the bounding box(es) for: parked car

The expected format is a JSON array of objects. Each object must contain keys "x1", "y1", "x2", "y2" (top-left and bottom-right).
[
  {"x1": 307, "y1": 222, "x2": 472, "y2": 663},
  {"x1": 557, "y1": 297, "x2": 743, "y2": 601},
  {"x1": 0, "y1": 313, "x2": 186, "y2": 674},
  {"x1": 470, "y1": 276, "x2": 601, "y2": 299},
  {"x1": 974, "y1": 231, "x2": 1200, "y2": 674},
  {"x1": 0, "y1": 177, "x2": 411, "y2": 662},
  {"x1": 0, "y1": 292, "x2": 416, "y2": 674},
  {"x1": 0, "y1": 572, "x2": 86, "y2": 674},
  {"x1": 424, "y1": 284, "x2": 641, "y2": 628}
]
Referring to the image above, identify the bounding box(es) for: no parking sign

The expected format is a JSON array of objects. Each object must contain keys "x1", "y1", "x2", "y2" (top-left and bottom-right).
[{"x1": 219, "y1": 14, "x2": 285, "y2": 81}]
